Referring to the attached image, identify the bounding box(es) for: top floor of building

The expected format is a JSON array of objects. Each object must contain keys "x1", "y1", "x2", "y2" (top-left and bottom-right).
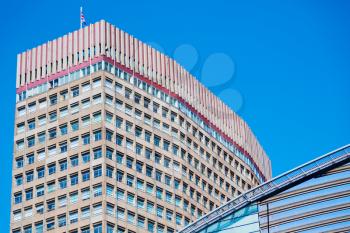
[{"x1": 14, "y1": 20, "x2": 271, "y2": 180}]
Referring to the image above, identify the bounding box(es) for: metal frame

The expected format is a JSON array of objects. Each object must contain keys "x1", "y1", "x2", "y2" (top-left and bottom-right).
[{"x1": 179, "y1": 144, "x2": 350, "y2": 233}]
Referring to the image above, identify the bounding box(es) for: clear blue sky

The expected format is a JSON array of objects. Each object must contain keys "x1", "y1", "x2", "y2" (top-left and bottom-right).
[{"x1": 1, "y1": 0, "x2": 349, "y2": 230}]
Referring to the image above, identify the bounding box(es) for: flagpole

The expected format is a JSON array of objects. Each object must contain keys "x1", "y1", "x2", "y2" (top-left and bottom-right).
[{"x1": 80, "y1": 6, "x2": 83, "y2": 29}]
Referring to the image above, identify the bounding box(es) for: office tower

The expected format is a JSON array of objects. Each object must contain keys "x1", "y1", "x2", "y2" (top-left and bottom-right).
[
  {"x1": 181, "y1": 144, "x2": 350, "y2": 233},
  {"x1": 11, "y1": 20, "x2": 271, "y2": 233}
]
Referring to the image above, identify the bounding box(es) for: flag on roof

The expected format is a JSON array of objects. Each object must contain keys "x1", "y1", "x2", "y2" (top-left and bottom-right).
[{"x1": 80, "y1": 7, "x2": 87, "y2": 28}]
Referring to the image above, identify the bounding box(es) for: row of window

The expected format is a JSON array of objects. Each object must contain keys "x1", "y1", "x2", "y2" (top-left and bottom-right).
[
  {"x1": 16, "y1": 107, "x2": 253, "y2": 192},
  {"x1": 13, "y1": 222, "x2": 105, "y2": 233},
  {"x1": 15, "y1": 134, "x2": 245, "y2": 206},
  {"x1": 16, "y1": 60, "x2": 264, "y2": 183}
]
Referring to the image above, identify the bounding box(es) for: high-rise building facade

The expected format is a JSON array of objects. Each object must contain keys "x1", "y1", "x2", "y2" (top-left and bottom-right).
[
  {"x1": 11, "y1": 20, "x2": 271, "y2": 233},
  {"x1": 180, "y1": 144, "x2": 350, "y2": 233}
]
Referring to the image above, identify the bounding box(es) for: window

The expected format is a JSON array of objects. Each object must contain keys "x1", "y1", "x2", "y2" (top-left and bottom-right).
[
  {"x1": 49, "y1": 111, "x2": 57, "y2": 122},
  {"x1": 126, "y1": 157, "x2": 133, "y2": 168},
  {"x1": 157, "y1": 206, "x2": 164, "y2": 218},
  {"x1": 82, "y1": 116, "x2": 90, "y2": 126},
  {"x1": 116, "y1": 117, "x2": 123, "y2": 128},
  {"x1": 82, "y1": 82, "x2": 91, "y2": 92},
  {"x1": 36, "y1": 203, "x2": 44, "y2": 214},
  {"x1": 59, "y1": 160, "x2": 67, "y2": 171},
  {"x1": 154, "y1": 135, "x2": 160, "y2": 147},
  {"x1": 60, "y1": 107, "x2": 68, "y2": 117},
  {"x1": 106, "y1": 130, "x2": 113, "y2": 141},
  {"x1": 148, "y1": 221, "x2": 155, "y2": 233},
  {"x1": 166, "y1": 210, "x2": 173, "y2": 221},
  {"x1": 71, "y1": 102, "x2": 79, "y2": 114},
  {"x1": 82, "y1": 134, "x2": 90, "y2": 145},
  {"x1": 60, "y1": 90, "x2": 68, "y2": 100},
  {"x1": 81, "y1": 206, "x2": 90, "y2": 218},
  {"x1": 36, "y1": 185, "x2": 44, "y2": 197},
  {"x1": 58, "y1": 142, "x2": 67, "y2": 153},
  {"x1": 48, "y1": 181, "x2": 56, "y2": 193},
  {"x1": 126, "y1": 138, "x2": 133, "y2": 149},
  {"x1": 49, "y1": 94, "x2": 57, "y2": 105},
  {"x1": 35, "y1": 222, "x2": 43, "y2": 233},
  {"x1": 125, "y1": 121, "x2": 132, "y2": 132},
  {"x1": 106, "y1": 112, "x2": 113, "y2": 124},
  {"x1": 136, "y1": 179, "x2": 144, "y2": 191},
  {"x1": 28, "y1": 119, "x2": 35, "y2": 130},
  {"x1": 38, "y1": 115, "x2": 46, "y2": 126},
  {"x1": 27, "y1": 136, "x2": 35, "y2": 148},
  {"x1": 93, "y1": 111, "x2": 102, "y2": 122},
  {"x1": 145, "y1": 131, "x2": 151, "y2": 142},
  {"x1": 176, "y1": 214, "x2": 182, "y2": 225},
  {"x1": 71, "y1": 87, "x2": 79, "y2": 97},
  {"x1": 26, "y1": 171, "x2": 34, "y2": 182},
  {"x1": 156, "y1": 187, "x2": 163, "y2": 200},
  {"x1": 47, "y1": 199, "x2": 55, "y2": 211},
  {"x1": 116, "y1": 170, "x2": 123, "y2": 182},
  {"x1": 16, "y1": 140, "x2": 24, "y2": 150},
  {"x1": 93, "y1": 185, "x2": 102, "y2": 197},
  {"x1": 107, "y1": 223, "x2": 114, "y2": 233},
  {"x1": 127, "y1": 193, "x2": 135, "y2": 205},
  {"x1": 146, "y1": 183, "x2": 154, "y2": 194},
  {"x1": 82, "y1": 98, "x2": 90, "y2": 109},
  {"x1": 106, "y1": 148, "x2": 113, "y2": 159},
  {"x1": 116, "y1": 152, "x2": 123, "y2": 164},
  {"x1": 71, "y1": 121, "x2": 79, "y2": 131},
  {"x1": 24, "y1": 226, "x2": 32, "y2": 233},
  {"x1": 37, "y1": 150, "x2": 45, "y2": 161},
  {"x1": 27, "y1": 154, "x2": 34, "y2": 164},
  {"x1": 69, "y1": 211, "x2": 78, "y2": 223},
  {"x1": 49, "y1": 128, "x2": 57, "y2": 139},
  {"x1": 58, "y1": 214, "x2": 66, "y2": 227},
  {"x1": 136, "y1": 144, "x2": 143, "y2": 155},
  {"x1": 127, "y1": 175, "x2": 134, "y2": 187},
  {"x1": 117, "y1": 207, "x2": 125, "y2": 219},
  {"x1": 166, "y1": 192, "x2": 172, "y2": 203},
  {"x1": 60, "y1": 124, "x2": 67, "y2": 135},
  {"x1": 137, "y1": 216, "x2": 145, "y2": 228},
  {"x1": 82, "y1": 189, "x2": 90, "y2": 200},
  {"x1": 117, "y1": 189, "x2": 124, "y2": 200},
  {"x1": 15, "y1": 175, "x2": 23, "y2": 186},
  {"x1": 135, "y1": 126, "x2": 142, "y2": 137},
  {"x1": 38, "y1": 132, "x2": 46, "y2": 144},
  {"x1": 127, "y1": 212, "x2": 135, "y2": 224},
  {"x1": 94, "y1": 130, "x2": 102, "y2": 141},
  {"x1": 25, "y1": 189, "x2": 33, "y2": 200},
  {"x1": 70, "y1": 174, "x2": 78, "y2": 186},
  {"x1": 46, "y1": 218, "x2": 55, "y2": 230},
  {"x1": 48, "y1": 163, "x2": 56, "y2": 175},
  {"x1": 116, "y1": 134, "x2": 123, "y2": 146},
  {"x1": 156, "y1": 170, "x2": 162, "y2": 182},
  {"x1": 94, "y1": 148, "x2": 102, "y2": 159},
  {"x1": 163, "y1": 140, "x2": 170, "y2": 151},
  {"x1": 82, "y1": 170, "x2": 90, "y2": 182},
  {"x1": 136, "y1": 161, "x2": 143, "y2": 173},
  {"x1": 16, "y1": 157, "x2": 23, "y2": 168},
  {"x1": 137, "y1": 198, "x2": 145, "y2": 209},
  {"x1": 82, "y1": 152, "x2": 90, "y2": 163},
  {"x1": 59, "y1": 178, "x2": 67, "y2": 189},
  {"x1": 70, "y1": 156, "x2": 79, "y2": 167},
  {"x1": 106, "y1": 185, "x2": 114, "y2": 197},
  {"x1": 155, "y1": 154, "x2": 161, "y2": 164},
  {"x1": 165, "y1": 175, "x2": 171, "y2": 186},
  {"x1": 94, "y1": 166, "x2": 102, "y2": 178},
  {"x1": 106, "y1": 166, "x2": 113, "y2": 178},
  {"x1": 146, "y1": 166, "x2": 153, "y2": 177}
]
